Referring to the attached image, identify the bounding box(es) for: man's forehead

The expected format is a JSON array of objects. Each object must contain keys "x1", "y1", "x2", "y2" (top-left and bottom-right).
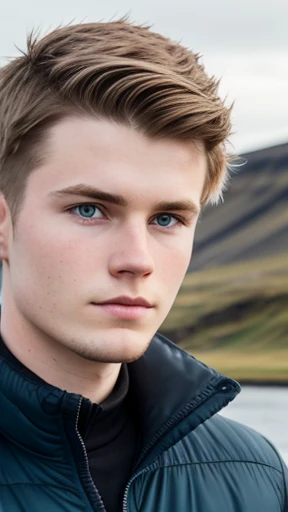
[{"x1": 45, "y1": 116, "x2": 206, "y2": 164}]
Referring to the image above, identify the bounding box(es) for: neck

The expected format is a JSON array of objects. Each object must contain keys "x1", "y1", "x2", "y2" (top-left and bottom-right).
[{"x1": 0, "y1": 291, "x2": 121, "y2": 405}]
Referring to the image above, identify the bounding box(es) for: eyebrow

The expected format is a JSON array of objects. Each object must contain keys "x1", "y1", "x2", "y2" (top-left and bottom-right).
[{"x1": 50, "y1": 184, "x2": 200, "y2": 216}]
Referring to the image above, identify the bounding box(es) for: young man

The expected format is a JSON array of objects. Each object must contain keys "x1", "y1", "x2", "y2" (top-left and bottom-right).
[{"x1": 0, "y1": 20, "x2": 287, "y2": 512}]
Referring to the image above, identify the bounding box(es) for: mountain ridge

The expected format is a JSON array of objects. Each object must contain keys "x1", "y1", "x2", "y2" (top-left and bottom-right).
[{"x1": 189, "y1": 141, "x2": 288, "y2": 271}]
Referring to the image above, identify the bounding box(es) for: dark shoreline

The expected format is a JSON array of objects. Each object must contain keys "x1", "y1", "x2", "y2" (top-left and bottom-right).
[{"x1": 238, "y1": 380, "x2": 288, "y2": 387}]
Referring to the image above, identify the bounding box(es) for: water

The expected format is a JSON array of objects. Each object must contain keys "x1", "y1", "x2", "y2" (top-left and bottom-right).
[{"x1": 220, "y1": 386, "x2": 288, "y2": 464}]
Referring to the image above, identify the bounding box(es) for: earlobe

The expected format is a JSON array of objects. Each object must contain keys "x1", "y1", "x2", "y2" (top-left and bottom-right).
[{"x1": 0, "y1": 195, "x2": 11, "y2": 261}]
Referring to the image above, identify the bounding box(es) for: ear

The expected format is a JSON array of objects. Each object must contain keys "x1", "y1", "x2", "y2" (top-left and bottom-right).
[{"x1": 0, "y1": 194, "x2": 12, "y2": 262}]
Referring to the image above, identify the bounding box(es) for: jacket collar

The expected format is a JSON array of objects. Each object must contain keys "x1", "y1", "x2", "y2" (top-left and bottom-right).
[
  {"x1": 0, "y1": 332, "x2": 240, "y2": 468},
  {"x1": 127, "y1": 333, "x2": 240, "y2": 469}
]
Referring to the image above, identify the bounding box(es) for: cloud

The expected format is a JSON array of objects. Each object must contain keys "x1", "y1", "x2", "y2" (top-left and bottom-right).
[{"x1": 1, "y1": 0, "x2": 287, "y2": 152}]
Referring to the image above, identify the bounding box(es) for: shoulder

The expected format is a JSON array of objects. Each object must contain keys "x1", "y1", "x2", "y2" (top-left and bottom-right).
[
  {"x1": 203, "y1": 414, "x2": 283, "y2": 468},
  {"x1": 164, "y1": 413, "x2": 285, "y2": 473},
  {"x1": 138, "y1": 416, "x2": 288, "y2": 512}
]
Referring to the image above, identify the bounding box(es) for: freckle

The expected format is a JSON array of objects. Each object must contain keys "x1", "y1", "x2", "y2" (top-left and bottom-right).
[{"x1": 52, "y1": 358, "x2": 56, "y2": 362}]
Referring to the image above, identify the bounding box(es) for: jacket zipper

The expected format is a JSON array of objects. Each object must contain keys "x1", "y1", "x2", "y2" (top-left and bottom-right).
[
  {"x1": 75, "y1": 397, "x2": 107, "y2": 512},
  {"x1": 122, "y1": 380, "x2": 238, "y2": 511},
  {"x1": 122, "y1": 464, "x2": 157, "y2": 512}
]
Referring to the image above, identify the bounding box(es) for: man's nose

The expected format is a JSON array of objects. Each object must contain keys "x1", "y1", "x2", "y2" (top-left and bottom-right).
[{"x1": 108, "y1": 223, "x2": 155, "y2": 278}]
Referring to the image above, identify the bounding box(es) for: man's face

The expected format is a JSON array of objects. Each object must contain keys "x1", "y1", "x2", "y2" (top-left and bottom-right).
[{"x1": 5, "y1": 117, "x2": 207, "y2": 363}]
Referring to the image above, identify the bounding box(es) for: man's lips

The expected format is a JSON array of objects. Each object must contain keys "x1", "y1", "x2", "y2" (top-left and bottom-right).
[
  {"x1": 90, "y1": 296, "x2": 154, "y2": 320},
  {"x1": 92, "y1": 295, "x2": 154, "y2": 308}
]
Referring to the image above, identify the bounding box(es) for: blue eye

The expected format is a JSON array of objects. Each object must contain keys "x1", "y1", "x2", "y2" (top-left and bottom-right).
[
  {"x1": 75, "y1": 205, "x2": 101, "y2": 218},
  {"x1": 155, "y1": 214, "x2": 178, "y2": 228}
]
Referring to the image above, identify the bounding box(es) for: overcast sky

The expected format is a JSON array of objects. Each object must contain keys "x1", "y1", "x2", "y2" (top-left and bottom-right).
[{"x1": 1, "y1": 0, "x2": 287, "y2": 154}]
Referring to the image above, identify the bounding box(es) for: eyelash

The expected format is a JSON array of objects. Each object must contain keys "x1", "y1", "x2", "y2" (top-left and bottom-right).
[{"x1": 66, "y1": 203, "x2": 186, "y2": 230}]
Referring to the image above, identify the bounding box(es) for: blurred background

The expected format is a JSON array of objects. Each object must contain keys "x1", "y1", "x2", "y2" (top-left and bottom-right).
[{"x1": 1, "y1": 0, "x2": 287, "y2": 462}]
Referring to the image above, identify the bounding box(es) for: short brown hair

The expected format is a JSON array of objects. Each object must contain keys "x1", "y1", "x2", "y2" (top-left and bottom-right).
[{"x1": 0, "y1": 20, "x2": 232, "y2": 224}]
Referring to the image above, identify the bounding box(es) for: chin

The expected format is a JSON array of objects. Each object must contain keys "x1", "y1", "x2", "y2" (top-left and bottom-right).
[{"x1": 67, "y1": 330, "x2": 152, "y2": 364}]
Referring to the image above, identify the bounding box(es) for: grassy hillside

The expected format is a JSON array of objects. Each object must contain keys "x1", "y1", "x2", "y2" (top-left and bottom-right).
[{"x1": 160, "y1": 253, "x2": 288, "y2": 382}]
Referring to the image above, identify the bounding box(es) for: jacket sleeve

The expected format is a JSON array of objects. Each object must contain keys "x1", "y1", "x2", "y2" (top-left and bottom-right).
[
  {"x1": 279, "y1": 453, "x2": 288, "y2": 512},
  {"x1": 263, "y1": 437, "x2": 288, "y2": 511},
  {"x1": 278, "y1": 453, "x2": 288, "y2": 512}
]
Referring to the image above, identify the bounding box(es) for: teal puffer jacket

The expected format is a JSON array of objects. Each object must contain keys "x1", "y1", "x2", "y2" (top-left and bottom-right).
[{"x1": 0, "y1": 333, "x2": 287, "y2": 511}]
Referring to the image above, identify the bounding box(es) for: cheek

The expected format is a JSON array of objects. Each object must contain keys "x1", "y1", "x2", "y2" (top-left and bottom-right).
[
  {"x1": 10, "y1": 224, "x2": 84, "y2": 296},
  {"x1": 10, "y1": 234, "x2": 93, "y2": 316},
  {"x1": 20, "y1": 218, "x2": 96, "y2": 268},
  {"x1": 158, "y1": 241, "x2": 192, "y2": 292}
]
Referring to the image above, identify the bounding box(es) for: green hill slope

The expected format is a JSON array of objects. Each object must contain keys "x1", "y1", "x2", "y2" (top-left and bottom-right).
[{"x1": 160, "y1": 254, "x2": 288, "y2": 381}]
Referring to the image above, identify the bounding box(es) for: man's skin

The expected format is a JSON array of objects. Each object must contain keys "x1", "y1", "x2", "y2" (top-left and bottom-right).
[{"x1": 0, "y1": 116, "x2": 207, "y2": 403}]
